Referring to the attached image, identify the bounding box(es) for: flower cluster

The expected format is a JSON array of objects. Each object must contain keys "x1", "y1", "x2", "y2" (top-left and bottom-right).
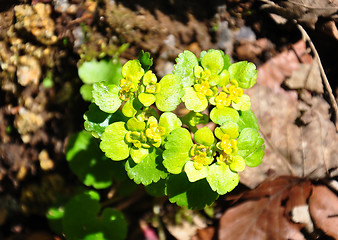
[{"x1": 83, "y1": 49, "x2": 264, "y2": 209}]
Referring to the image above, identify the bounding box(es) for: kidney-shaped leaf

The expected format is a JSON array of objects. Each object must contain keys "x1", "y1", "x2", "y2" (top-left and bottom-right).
[
  {"x1": 66, "y1": 131, "x2": 118, "y2": 189},
  {"x1": 63, "y1": 191, "x2": 127, "y2": 240},
  {"x1": 206, "y1": 163, "x2": 239, "y2": 195},
  {"x1": 92, "y1": 81, "x2": 122, "y2": 114},
  {"x1": 78, "y1": 59, "x2": 122, "y2": 86},
  {"x1": 173, "y1": 50, "x2": 198, "y2": 87},
  {"x1": 100, "y1": 122, "x2": 130, "y2": 161},
  {"x1": 166, "y1": 172, "x2": 219, "y2": 210},
  {"x1": 229, "y1": 61, "x2": 257, "y2": 89},
  {"x1": 156, "y1": 74, "x2": 184, "y2": 112},
  {"x1": 163, "y1": 128, "x2": 193, "y2": 174},
  {"x1": 125, "y1": 148, "x2": 168, "y2": 186}
]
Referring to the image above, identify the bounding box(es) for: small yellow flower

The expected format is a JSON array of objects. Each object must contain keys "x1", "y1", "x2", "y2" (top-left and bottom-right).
[
  {"x1": 145, "y1": 117, "x2": 166, "y2": 144},
  {"x1": 214, "y1": 92, "x2": 231, "y2": 109},
  {"x1": 194, "y1": 80, "x2": 213, "y2": 99},
  {"x1": 125, "y1": 131, "x2": 146, "y2": 149},
  {"x1": 223, "y1": 79, "x2": 243, "y2": 103},
  {"x1": 190, "y1": 144, "x2": 213, "y2": 170},
  {"x1": 219, "y1": 134, "x2": 238, "y2": 155},
  {"x1": 119, "y1": 77, "x2": 139, "y2": 100}
]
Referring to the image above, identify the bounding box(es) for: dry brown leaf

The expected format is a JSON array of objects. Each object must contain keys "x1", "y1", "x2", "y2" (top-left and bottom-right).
[
  {"x1": 284, "y1": 61, "x2": 323, "y2": 93},
  {"x1": 309, "y1": 185, "x2": 338, "y2": 239},
  {"x1": 240, "y1": 83, "x2": 338, "y2": 188},
  {"x1": 219, "y1": 177, "x2": 311, "y2": 240},
  {"x1": 240, "y1": 39, "x2": 337, "y2": 188},
  {"x1": 257, "y1": 40, "x2": 311, "y2": 94},
  {"x1": 261, "y1": 0, "x2": 338, "y2": 29}
]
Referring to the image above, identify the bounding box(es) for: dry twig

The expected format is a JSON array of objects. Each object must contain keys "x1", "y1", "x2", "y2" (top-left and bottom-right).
[{"x1": 296, "y1": 24, "x2": 338, "y2": 131}]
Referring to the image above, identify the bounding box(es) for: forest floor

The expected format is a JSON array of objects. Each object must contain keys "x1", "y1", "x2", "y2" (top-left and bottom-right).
[{"x1": 0, "y1": 0, "x2": 338, "y2": 239}]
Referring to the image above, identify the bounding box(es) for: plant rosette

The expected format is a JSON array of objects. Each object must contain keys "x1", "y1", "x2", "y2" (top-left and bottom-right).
[{"x1": 80, "y1": 49, "x2": 265, "y2": 209}]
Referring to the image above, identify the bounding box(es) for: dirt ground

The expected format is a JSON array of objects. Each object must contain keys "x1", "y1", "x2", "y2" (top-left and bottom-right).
[{"x1": 0, "y1": 0, "x2": 337, "y2": 239}]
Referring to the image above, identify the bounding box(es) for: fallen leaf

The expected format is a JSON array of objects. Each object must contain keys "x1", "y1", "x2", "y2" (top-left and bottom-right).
[
  {"x1": 257, "y1": 40, "x2": 311, "y2": 95},
  {"x1": 284, "y1": 61, "x2": 323, "y2": 93},
  {"x1": 309, "y1": 185, "x2": 338, "y2": 239},
  {"x1": 219, "y1": 177, "x2": 311, "y2": 240},
  {"x1": 240, "y1": 83, "x2": 338, "y2": 188},
  {"x1": 260, "y1": 0, "x2": 338, "y2": 29}
]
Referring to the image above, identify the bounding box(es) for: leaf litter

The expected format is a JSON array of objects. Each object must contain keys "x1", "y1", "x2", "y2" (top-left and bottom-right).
[
  {"x1": 240, "y1": 39, "x2": 338, "y2": 189},
  {"x1": 217, "y1": 37, "x2": 338, "y2": 240}
]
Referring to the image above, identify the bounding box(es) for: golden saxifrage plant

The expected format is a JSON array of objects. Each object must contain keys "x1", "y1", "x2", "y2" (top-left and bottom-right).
[{"x1": 84, "y1": 49, "x2": 265, "y2": 208}]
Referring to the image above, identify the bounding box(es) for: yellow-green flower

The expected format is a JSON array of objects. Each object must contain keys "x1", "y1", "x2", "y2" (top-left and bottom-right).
[
  {"x1": 119, "y1": 60, "x2": 144, "y2": 101},
  {"x1": 145, "y1": 117, "x2": 166, "y2": 147},
  {"x1": 217, "y1": 134, "x2": 238, "y2": 155},
  {"x1": 223, "y1": 79, "x2": 243, "y2": 103},
  {"x1": 189, "y1": 144, "x2": 213, "y2": 170},
  {"x1": 214, "y1": 92, "x2": 231, "y2": 109},
  {"x1": 194, "y1": 80, "x2": 213, "y2": 100}
]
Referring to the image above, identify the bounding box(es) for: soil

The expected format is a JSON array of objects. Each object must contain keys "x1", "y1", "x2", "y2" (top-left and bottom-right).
[{"x1": 0, "y1": 0, "x2": 337, "y2": 239}]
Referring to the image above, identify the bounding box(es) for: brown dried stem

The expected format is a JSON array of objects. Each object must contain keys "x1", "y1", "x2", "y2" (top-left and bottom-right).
[{"x1": 297, "y1": 24, "x2": 338, "y2": 131}]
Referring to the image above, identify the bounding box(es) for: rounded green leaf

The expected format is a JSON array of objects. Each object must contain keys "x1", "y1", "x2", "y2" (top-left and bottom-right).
[
  {"x1": 122, "y1": 99, "x2": 136, "y2": 118},
  {"x1": 163, "y1": 128, "x2": 193, "y2": 174},
  {"x1": 126, "y1": 117, "x2": 145, "y2": 132},
  {"x1": 121, "y1": 59, "x2": 144, "y2": 81},
  {"x1": 206, "y1": 163, "x2": 239, "y2": 195},
  {"x1": 173, "y1": 50, "x2": 198, "y2": 87},
  {"x1": 125, "y1": 148, "x2": 168, "y2": 185},
  {"x1": 194, "y1": 127, "x2": 214, "y2": 146},
  {"x1": 80, "y1": 84, "x2": 93, "y2": 101},
  {"x1": 229, "y1": 155, "x2": 246, "y2": 172},
  {"x1": 166, "y1": 173, "x2": 219, "y2": 209},
  {"x1": 156, "y1": 74, "x2": 184, "y2": 111},
  {"x1": 237, "y1": 135, "x2": 265, "y2": 167},
  {"x1": 63, "y1": 191, "x2": 100, "y2": 239},
  {"x1": 237, "y1": 110, "x2": 259, "y2": 132},
  {"x1": 92, "y1": 81, "x2": 122, "y2": 113},
  {"x1": 219, "y1": 121, "x2": 239, "y2": 139},
  {"x1": 99, "y1": 208, "x2": 127, "y2": 240},
  {"x1": 228, "y1": 61, "x2": 257, "y2": 89},
  {"x1": 210, "y1": 107, "x2": 239, "y2": 125},
  {"x1": 237, "y1": 128, "x2": 260, "y2": 150},
  {"x1": 232, "y1": 94, "x2": 251, "y2": 111},
  {"x1": 158, "y1": 112, "x2": 182, "y2": 135},
  {"x1": 238, "y1": 145, "x2": 265, "y2": 167},
  {"x1": 84, "y1": 103, "x2": 127, "y2": 138},
  {"x1": 219, "y1": 69, "x2": 230, "y2": 87},
  {"x1": 201, "y1": 49, "x2": 224, "y2": 74},
  {"x1": 66, "y1": 131, "x2": 116, "y2": 189},
  {"x1": 182, "y1": 87, "x2": 208, "y2": 112},
  {"x1": 221, "y1": 52, "x2": 231, "y2": 70},
  {"x1": 47, "y1": 206, "x2": 64, "y2": 235},
  {"x1": 78, "y1": 59, "x2": 122, "y2": 85},
  {"x1": 63, "y1": 191, "x2": 127, "y2": 240},
  {"x1": 184, "y1": 161, "x2": 209, "y2": 182},
  {"x1": 138, "y1": 92, "x2": 156, "y2": 107},
  {"x1": 100, "y1": 122, "x2": 130, "y2": 161}
]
